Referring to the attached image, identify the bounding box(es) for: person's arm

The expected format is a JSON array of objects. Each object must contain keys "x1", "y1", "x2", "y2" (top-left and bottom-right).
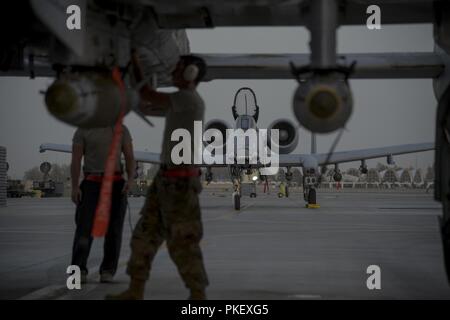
[
  {"x1": 122, "y1": 140, "x2": 135, "y2": 195},
  {"x1": 131, "y1": 50, "x2": 172, "y2": 114},
  {"x1": 71, "y1": 143, "x2": 83, "y2": 205}
]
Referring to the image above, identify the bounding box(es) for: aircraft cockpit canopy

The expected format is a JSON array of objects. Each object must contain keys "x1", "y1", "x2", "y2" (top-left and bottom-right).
[{"x1": 232, "y1": 87, "x2": 259, "y2": 122}]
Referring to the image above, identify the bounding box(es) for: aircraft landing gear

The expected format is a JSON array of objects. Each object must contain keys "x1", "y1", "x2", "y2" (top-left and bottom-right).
[
  {"x1": 230, "y1": 166, "x2": 242, "y2": 210},
  {"x1": 205, "y1": 167, "x2": 213, "y2": 184},
  {"x1": 303, "y1": 172, "x2": 320, "y2": 209},
  {"x1": 307, "y1": 188, "x2": 316, "y2": 204},
  {"x1": 285, "y1": 167, "x2": 292, "y2": 198},
  {"x1": 304, "y1": 187, "x2": 319, "y2": 208}
]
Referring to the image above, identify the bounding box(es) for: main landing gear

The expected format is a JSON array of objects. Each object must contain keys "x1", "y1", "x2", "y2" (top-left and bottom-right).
[{"x1": 230, "y1": 166, "x2": 242, "y2": 211}]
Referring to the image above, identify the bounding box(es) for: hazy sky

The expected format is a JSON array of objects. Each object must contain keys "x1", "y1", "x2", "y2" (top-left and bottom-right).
[{"x1": 0, "y1": 24, "x2": 436, "y2": 179}]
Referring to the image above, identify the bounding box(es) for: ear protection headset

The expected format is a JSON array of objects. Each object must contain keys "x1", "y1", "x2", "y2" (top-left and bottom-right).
[
  {"x1": 231, "y1": 87, "x2": 260, "y2": 122},
  {"x1": 183, "y1": 64, "x2": 200, "y2": 82}
]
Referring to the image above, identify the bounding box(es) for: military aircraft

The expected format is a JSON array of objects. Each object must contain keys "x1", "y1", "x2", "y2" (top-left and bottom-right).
[
  {"x1": 1, "y1": 0, "x2": 450, "y2": 280},
  {"x1": 40, "y1": 86, "x2": 435, "y2": 210}
]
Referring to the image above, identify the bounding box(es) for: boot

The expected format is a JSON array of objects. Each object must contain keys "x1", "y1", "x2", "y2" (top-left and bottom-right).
[
  {"x1": 188, "y1": 288, "x2": 207, "y2": 300},
  {"x1": 105, "y1": 279, "x2": 146, "y2": 300},
  {"x1": 100, "y1": 272, "x2": 114, "y2": 283},
  {"x1": 80, "y1": 271, "x2": 88, "y2": 284}
]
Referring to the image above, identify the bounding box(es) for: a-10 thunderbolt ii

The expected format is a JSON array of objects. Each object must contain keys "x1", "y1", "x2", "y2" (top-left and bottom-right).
[
  {"x1": 41, "y1": 86, "x2": 433, "y2": 211},
  {"x1": 1, "y1": 0, "x2": 450, "y2": 281}
]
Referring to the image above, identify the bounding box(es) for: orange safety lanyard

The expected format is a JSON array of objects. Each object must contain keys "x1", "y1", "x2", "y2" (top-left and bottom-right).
[{"x1": 91, "y1": 67, "x2": 126, "y2": 238}]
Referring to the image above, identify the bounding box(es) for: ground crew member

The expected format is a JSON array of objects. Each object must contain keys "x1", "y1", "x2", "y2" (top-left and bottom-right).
[
  {"x1": 107, "y1": 52, "x2": 208, "y2": 300},
  {"x1": 278, "y1": 182, "x2": 286, "y2": 198},
  {"x1": 71, "y1": 126, "x2": 135, "y2": 283}
]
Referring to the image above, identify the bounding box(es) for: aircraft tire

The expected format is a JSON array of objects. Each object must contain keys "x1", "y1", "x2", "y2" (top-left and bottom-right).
[{"x1": 308, "y1": 189, "x2": 316, "y2": 204}]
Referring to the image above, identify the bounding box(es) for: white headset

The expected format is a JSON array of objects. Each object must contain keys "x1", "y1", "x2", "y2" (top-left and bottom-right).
[{"x1": 183, "y1": 64, "x2": 199, "y2": 82}]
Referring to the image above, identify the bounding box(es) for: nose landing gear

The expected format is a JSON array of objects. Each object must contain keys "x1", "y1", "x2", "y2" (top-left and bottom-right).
[{"x1": 303, "y1": 173, "x2": 320, "y2": 209}]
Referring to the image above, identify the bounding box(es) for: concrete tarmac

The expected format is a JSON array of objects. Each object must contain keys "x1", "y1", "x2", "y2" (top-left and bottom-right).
[{"x1": 1, "y1": 187, "x2": 449, "y2": 300}]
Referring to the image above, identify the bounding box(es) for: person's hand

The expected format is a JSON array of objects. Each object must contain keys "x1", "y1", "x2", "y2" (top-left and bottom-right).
[
  {"x1": 71, "y1": 187, "x2": 81, "y2": 205},
  {"x1": 122, "y1": 179, "x2": 134, "y2": 195}
]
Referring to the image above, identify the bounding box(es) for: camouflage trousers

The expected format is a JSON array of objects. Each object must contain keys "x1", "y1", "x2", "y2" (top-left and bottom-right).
[{"x1": 126, "y1": 170, "x2": 209, "y2": 290}]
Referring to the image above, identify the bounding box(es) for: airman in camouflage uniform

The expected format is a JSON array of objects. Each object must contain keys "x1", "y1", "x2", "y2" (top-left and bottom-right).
[
  {"x1": 107, "y1": 53, "x2": 208, "y2": 300},
  {"x1": 126, "y1": 169, "x2": 207, "y2": 294}
]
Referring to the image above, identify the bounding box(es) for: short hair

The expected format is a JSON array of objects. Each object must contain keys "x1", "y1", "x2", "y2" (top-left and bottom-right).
[{"x1": 179, "y1": 55, "x2": 207, "y2": 84}]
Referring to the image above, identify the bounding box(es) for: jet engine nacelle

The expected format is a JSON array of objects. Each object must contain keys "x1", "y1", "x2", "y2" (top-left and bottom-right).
[
  {"x1": 45, "y1": 75, "x2": 138, "y2": 128},
  {"x1": 203, "y1": 119, "x2": 231, "y2": 152},
  {"x1": 293, "y1": 75, "x2": 353, "y2": 133},
  {"x1": 268, "y1": 119, "x2": 299, "y2": 154}
]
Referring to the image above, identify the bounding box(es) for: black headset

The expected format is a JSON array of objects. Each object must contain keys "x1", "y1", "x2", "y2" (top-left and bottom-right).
[{"x1": 231, "y1": 87, "x2": 259, "y2": 122}]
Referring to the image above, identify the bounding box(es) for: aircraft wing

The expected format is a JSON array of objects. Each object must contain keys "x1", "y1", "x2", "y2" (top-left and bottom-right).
[
  {"x1": 1, "y1": 1, "x2": 441, "y2": 81},
  {"x1": 39, "y1": 142, "x2": 434, "y2": 167},
  {"x1": 199, "y1": 53, "x2": 444, "y2": 80},
  {"x1": 39, "y1": 143, "x2": 72, "y2": 154},
  {"x1": 4, "y1": 52, "x2": 443, "y2": 81},
  {"x1": 145, "y1": 0, "x2": 434, "y2": 28},
  {"x1": 132, "y1": 151, "x2": 161, "y2": 164},
  {"x1": 313, "y1": 142, "x2": 435, "y2": 166},
  {"x1": 39, "y1": 143, "x2": 161, "y2": 164},
  {"x1": 277, "y1": 154, "x2": 311, "y2": 167}
]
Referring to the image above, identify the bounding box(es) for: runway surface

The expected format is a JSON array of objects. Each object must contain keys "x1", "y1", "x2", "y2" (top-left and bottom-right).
[{"x1": 0, "y1": 188, "x2": 449, "y2": 300}]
